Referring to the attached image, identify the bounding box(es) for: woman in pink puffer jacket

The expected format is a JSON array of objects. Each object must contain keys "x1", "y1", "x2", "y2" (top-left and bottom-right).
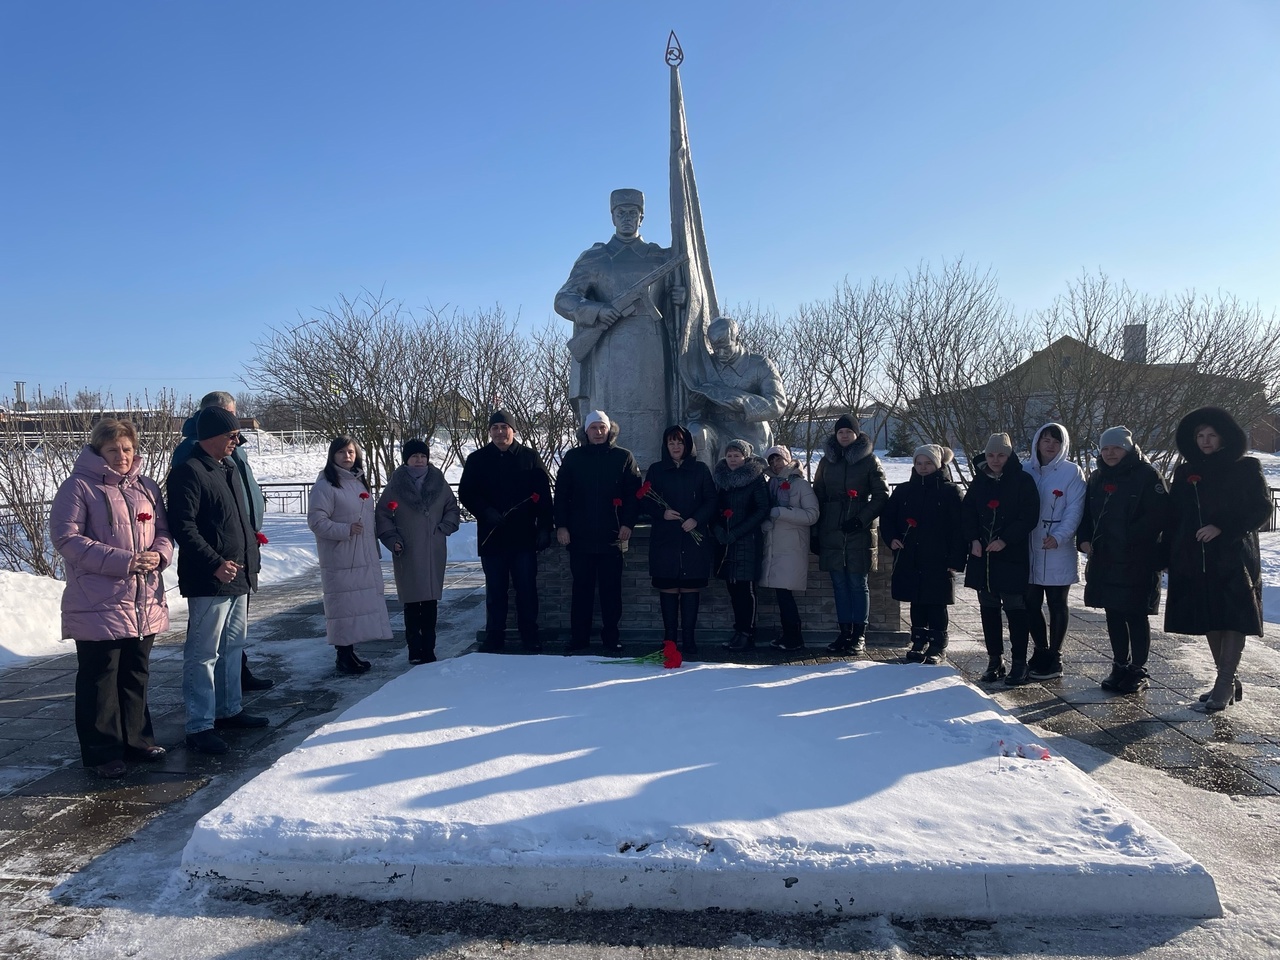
[{"x1": 50, "y1": 418, "x2": 173, "y2": 778}]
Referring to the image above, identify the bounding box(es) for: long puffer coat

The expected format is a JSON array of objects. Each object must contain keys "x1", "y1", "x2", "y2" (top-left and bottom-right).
[
  {"x1": 759, "y1": 459, "x2": 819, "y2": 592},
  {"x1": 812, "y1": 433, "x2": 890, "y2": 574},
  {"x1": 51, "y1": 446, "x2": 173, "y2": 641},
  {"x1": 712, "y1": 455, "x2": 770, "y2": 582},
  {"x1": 961, "y1": 454, "x2": 1041, "y2": 595},
  {"x1": 375, "y1": 464, "x2": 460, "y2": 604},
  {"x1": 641, "y1": 426, "x2": 717, "y2": 583},
  {"x1": 1024, "y1": 423, "x2": 1086, "y2": 586},
  {"x1": 1164, "y1": 407, "x2": 1270, "y2": 637},
  {"x1": 880, "y1": 468, "x2": 967, "y2": 605},
  {"x1": 1077, "y1": 446, "x2": 1169, "y2": 615},
  {"x1": 308, "y1": 468, "x2": 393, "y2": 646}
]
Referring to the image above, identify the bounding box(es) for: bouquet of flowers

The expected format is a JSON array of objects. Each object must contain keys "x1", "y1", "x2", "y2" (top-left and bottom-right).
[
  {"x1": 636, "y1": 480, "x2": 703, "y2": 544},
  {"x1": 594, "y1": 640, "x2": 683, "y2": 669}
]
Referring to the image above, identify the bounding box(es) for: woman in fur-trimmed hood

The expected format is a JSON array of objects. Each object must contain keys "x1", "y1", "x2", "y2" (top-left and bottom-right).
[
  {"x1": 812, "y1": 414, "x2": 890, "y2": 655},
  {"x1": 712, "y1": 438, "x2": 771, "y2": 652},
  {"x1": 1163, "y1": 406, "x2": 1270, "y2": 711}
]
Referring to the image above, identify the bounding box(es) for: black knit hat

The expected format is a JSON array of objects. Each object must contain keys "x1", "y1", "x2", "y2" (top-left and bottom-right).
[
  {"x1": 401, "y1": 438, "x2": 430, "y2": 462},
  {"x1": 196, "y1": 406, "x2": 240, "y2": 441},
  {"x1": 488, "y1": 410, "x2": 512, "y2": 427},
  {"x1": 834, "y1": 413, "x2": 859, "y2": 434}
]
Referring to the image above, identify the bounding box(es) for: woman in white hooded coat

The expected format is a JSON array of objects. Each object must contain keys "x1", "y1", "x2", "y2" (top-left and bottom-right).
[
  {"x1": 308, "y1": 436, "x2": 393, "y2": 675},
  {"x1": 1023, "y1": 422, "x2": 1086, "y2": 680}
]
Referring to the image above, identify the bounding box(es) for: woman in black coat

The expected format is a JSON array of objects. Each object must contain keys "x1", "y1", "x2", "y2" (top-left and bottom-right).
[
  {"x1": 712, "y1": 438, "x2": 771, "y2": 652},
  {"x1": 881, "y1": 444, "x2": 967, "y2": 665},
  {"x1": 961, "y1": 433, "x2": 1041, "y2": 684},
  {"x1": 1163, "y1": 407, "x2": 1270, "y2": 711},
  {"x1": 1076, "y1": 427, "x2": 1170, "y2": 694},
  {"x1": 641, "y1": 425, "x2": 717, "y2": 654}
]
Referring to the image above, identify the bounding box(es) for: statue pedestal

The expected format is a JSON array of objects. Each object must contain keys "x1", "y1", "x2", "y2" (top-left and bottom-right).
[{"x1": 494, "y1": 525, "x2": 905, "y2": 647}]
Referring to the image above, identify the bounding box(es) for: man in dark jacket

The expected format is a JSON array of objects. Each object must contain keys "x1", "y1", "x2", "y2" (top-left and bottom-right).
[
  {"x1": 961, "y1": 432, "x2": 1042, "y2": 686},
  {"x1": 459, "y1": 410, "x2": 554, "y2": 654},
  {"x1": 167, "y1": 406, "x2": 268, "y2": 755},
  {"x1": 173, "y1": 390, "x2": 273, "y2": 691},
  {"x1": 553, "y1": 410, "x2": 642, "y2": 653}
]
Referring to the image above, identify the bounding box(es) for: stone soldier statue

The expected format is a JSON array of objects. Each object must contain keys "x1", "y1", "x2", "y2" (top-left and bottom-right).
[
  {"x1": 554, "y1": 188, "x2": 686, "y2": 470},
  {"x1": 688, "y1": 315, "x2": 787, "y2": 463}
]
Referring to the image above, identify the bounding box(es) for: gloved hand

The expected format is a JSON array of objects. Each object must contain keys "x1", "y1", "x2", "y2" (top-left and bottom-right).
[
  {"x1": 841, "y1": 516, "x2": 864, "y2": 534},
  {"x1": 770, "y1": 507, "x2": 781, "y2": 519},
  {"x1": 535, "y1": 527, "x2": 552, "y2": 552}
]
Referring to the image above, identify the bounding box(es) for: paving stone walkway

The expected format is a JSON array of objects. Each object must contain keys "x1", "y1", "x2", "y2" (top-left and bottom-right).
[{"x1": 1, "y1": 559, "x2": 1277, "y2": 956}]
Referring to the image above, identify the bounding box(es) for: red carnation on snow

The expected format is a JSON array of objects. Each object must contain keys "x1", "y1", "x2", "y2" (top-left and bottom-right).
[
  {"x1": 256, "y1": 532, "x2": 269, "y2": 545},
  {"x1": 136, "y1": 512, "x2": 152, "y2": 522},
  {"x1": 662, "y1": 640, "x2": 683, "y2": 669}
]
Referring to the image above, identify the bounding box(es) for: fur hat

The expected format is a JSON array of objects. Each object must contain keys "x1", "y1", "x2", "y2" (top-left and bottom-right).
[
  {"x1": 984, "y1": 433, "x2": 1013, "y2": 457},
  {"x1": 1098, "y1": 426, "x2": 1134, "y2": 451},
  {"x1": 834, "y1": 413, "x2": 859, "y2": 434},
  {"x1": 724, "y1": 438, "x2": 754, "y2": 458},
  {"x1": 401, "y1": 438, "x2": 430, "y2": 462},
  {"x1": 196, "y1": 406, "x2": 240, "y2": 441},
  {"x1": 488, "y1": 409, "x2": 513, "y2": 427},
  {"x1": 609, "y1": 188, "x2": 644, "y2": 212},
  {"x1": 584, "y1": 410, "x2": 611, "y2": 430}
]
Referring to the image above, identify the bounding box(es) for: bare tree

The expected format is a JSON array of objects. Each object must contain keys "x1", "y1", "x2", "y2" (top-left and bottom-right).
[{"x1": 504, "y1": 318, "x2": 578, "y2": 471}]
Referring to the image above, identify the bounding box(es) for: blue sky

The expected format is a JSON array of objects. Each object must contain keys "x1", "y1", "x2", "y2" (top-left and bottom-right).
[{"x1": 2, "y1": 1, "x2": 1277, "y2": 403}]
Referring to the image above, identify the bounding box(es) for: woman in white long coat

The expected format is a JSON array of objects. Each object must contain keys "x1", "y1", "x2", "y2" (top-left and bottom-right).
[
  {"x1": 308, "y1": 437, "x2": 392, "y2": 675},
  {"x1": 759, "y1": 446, "x2": 820, "y2": 650},
  {"x1": 1023, "y1": 422, "x2": 1086, "y2": 680}
]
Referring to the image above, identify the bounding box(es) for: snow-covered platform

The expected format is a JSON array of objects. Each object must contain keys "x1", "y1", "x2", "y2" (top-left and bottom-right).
[{"x1": 182, "y1": 656, "x2": 1221, "y2": 919}]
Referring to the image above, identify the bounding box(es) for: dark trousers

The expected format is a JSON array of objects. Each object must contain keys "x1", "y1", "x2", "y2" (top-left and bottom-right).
[
  {"x1": 775, "y1": 588, "x2": 800, "y2": 629},
  {"x1": 1026, "y1": 584, "x2": 1070, "y2": 652},
  {"x1": 909, "y1": 602, "x2": 949, "y2": 633},
  {"x1": 481, "y1": 549, "x2": 539, "y2": 643},
  {"x1": 403, "y1": 600, "x2": 439, "y2": 655},
  {"x1": 976, "y1": 590, "x2": 1029, "y2": 662},
  {"x1": 1105, "y1": 609, "x2": 1151, "y2": 669},
  {"x1": 569, "y1": 549, "x2": 623, "y2": 645},
  {"x1": 726, "y1": 579, "x2": 758, "y2": 633},
  {"x1": 74, "y1": 635, "x2": 156, "y2": 767}
]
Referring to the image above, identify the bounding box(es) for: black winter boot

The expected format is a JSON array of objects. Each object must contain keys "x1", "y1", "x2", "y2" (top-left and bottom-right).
[
  {"x1": 1100, "y1": 662, "x2": 1128, "y2": 690},
  {"x1": 660, "y1": 593, "x2": 680, "y2": 643},
  {"x1": 825, "y1": 623, "x2": 854, "y2": 655},
  {"x1": 771, "y1": 622, "x2": 805, "y2": 651},
  {"x1": 923, "y1": 629, "x2": 949, "y2": 665},
  {"x1": 904, "y1": 628, "x2": 929, "y2": 663},
  {"x1": 847, "y1": 623, "x2": 867, "y2": 657},
  {"x1": 679, "y1": 592, "x2": 700, "y2": 655},
  {"x1": 1204, "y1": 633, "x2": 1246, "y2": 711},
  {"x1": 241, "y1": 652, "x2": 275, "y2": 691},
  {"x1": 335, "y1": 645, "x2": 370, "y2": 675}
]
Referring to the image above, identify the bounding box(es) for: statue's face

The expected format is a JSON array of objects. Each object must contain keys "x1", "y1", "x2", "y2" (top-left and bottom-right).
[
  {"x1": 709, "y1": 326, "x2": 737, "y2": 363},
  {"x1": 611, "y1": 204, "x2": 643, "y2": 239}
]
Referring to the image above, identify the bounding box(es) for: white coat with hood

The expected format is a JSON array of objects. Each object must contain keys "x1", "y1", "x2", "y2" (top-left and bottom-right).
[{"x1": 1024, "y1": 422, "x2": 1086, "y2": 586}]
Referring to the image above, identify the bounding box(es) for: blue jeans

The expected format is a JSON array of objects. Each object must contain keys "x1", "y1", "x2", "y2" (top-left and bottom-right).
[
  {"x1": 829, "y1": 570, "x2": 869, "y2": 624},
  {"x1": 183, "y1": 594, "x2": 248, "y2": 734}
]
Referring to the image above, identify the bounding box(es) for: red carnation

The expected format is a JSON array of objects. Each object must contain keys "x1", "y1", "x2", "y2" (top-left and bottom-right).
[
  {"x1": 635, "y1": 480, "x2": 653, "y2": 500},
  {"x1": 987, "y1": 499, "x2": 1000, "y2": 510},
  {"x1": 136, "y1": 512, "x2": 152, "y2": 522},
  {"x1": 1052, "y1": 489, "x2": 1064, "y2": 498},
  {"x1": 723, "y1": 509, "x2": 733, "y2": 518},
  {"x1": 847, "y1": 489, "x2": 858, "y2": 499},
  {"x1": 256, "y1": 532, "x2": 269, "y2": 545},
  {"x1": 1187, "y1": 474, "x2": 1202, "y2": 484},
  {"x1": 662, "y1": 640, "x2": 683, "y2": 669},
  {"x1": 612, "y1": 497, "x2": 623, "y2": 507},
  {"x1": 387, "y1": 501, "x2": 398, "y2": 511},
  {"x1": 1103, "y1": 484, "x2": 1117, "y2": 494},
  {"x1": 906, "y1": 518, "x2": 918, "y2": 528},
  {"x1": 530, "y1": 492, "x2": 541, "y2": 503},
  {"x1": 780, "y1": 481, "x2": 791, "y2": 490},
  {"x1": 359, "y1": 491, "x2": 370, "y2": 500}
]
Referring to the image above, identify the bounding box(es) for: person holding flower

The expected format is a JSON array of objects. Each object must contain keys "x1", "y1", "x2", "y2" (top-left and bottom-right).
[
  {"x1": 553, "y1": 411, "x2": 642, "y2": 654},
  {"x1": 376, "y1": 438, "x2": 461, "y2": 665},
  {"x1": 1163, "y1": 407, "x2": 1270, "y2": 711},
  {"x1": 51, "y1": 418, "x2": 172, "y2": 778},
  {"x1": 640, "y1": 425, "x2": 716, "y2": 655},
  {"x1": 459, "y1": 410, "x2": 554, "y2": 655},
  {"x1": 1023, "y1": 423, "x2": 1086, "y2": 680},
  {"x1": 760, "y1": 445, "x2": 819, "y2": 651},
  {"x1": 712, "y1": 438, "x2": 771, "y2": 652},
  {"x1": 308, "y1": 436, "x2": 392, "y2": 674},
  {"x1": 1076, "y1": 426, "x2": 1170, "y2": 694},
  {"x1": 880, "y1": 444, "x2": 966, "y2": 664},
  {"x1": 961, "y1": 432, "x2": 1041, "y2": 684},
  {"x1": 813, "y1": 413, "x2": 890, "y2": 655}
]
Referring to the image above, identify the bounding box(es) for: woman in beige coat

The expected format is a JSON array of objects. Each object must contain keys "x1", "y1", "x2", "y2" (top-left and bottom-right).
[
  {"x1": 308, "y1": 437, "x2": 392, "y2": 675},
  {"x1": 760, "y1": 445, "x2": 820, "y2": 650}
]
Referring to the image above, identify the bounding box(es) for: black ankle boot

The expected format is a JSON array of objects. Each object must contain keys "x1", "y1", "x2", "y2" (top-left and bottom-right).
[
  {"x1": 725, "y1": 630, "x2": 755, "y2": 652},
  {"x1": 847, "y1": 623, "x2": 867, "y2": 656},
  {"x1": 241, "y1": 652, "x2": 275, "y2": 691},
  {"x1": 923, "y1": 629, "x2": 949, "y2": 665},
  {"x1": 980, "y1": 656, "x2": 1006, "y2": 682},
  {"x1": 825, "y1": 623, "x2": 854, "y2": 655},
  {"x1": 904, "y1": 628, "x2": 928, "y2": 663},
  {"x1": 336, "y1": 645, "x2": 369, "y2": 675}
]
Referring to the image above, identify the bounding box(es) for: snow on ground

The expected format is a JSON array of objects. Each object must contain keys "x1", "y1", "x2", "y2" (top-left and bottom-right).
[{"x1": 182, "y1": 655, "x2": 1219, "y2": 918}]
